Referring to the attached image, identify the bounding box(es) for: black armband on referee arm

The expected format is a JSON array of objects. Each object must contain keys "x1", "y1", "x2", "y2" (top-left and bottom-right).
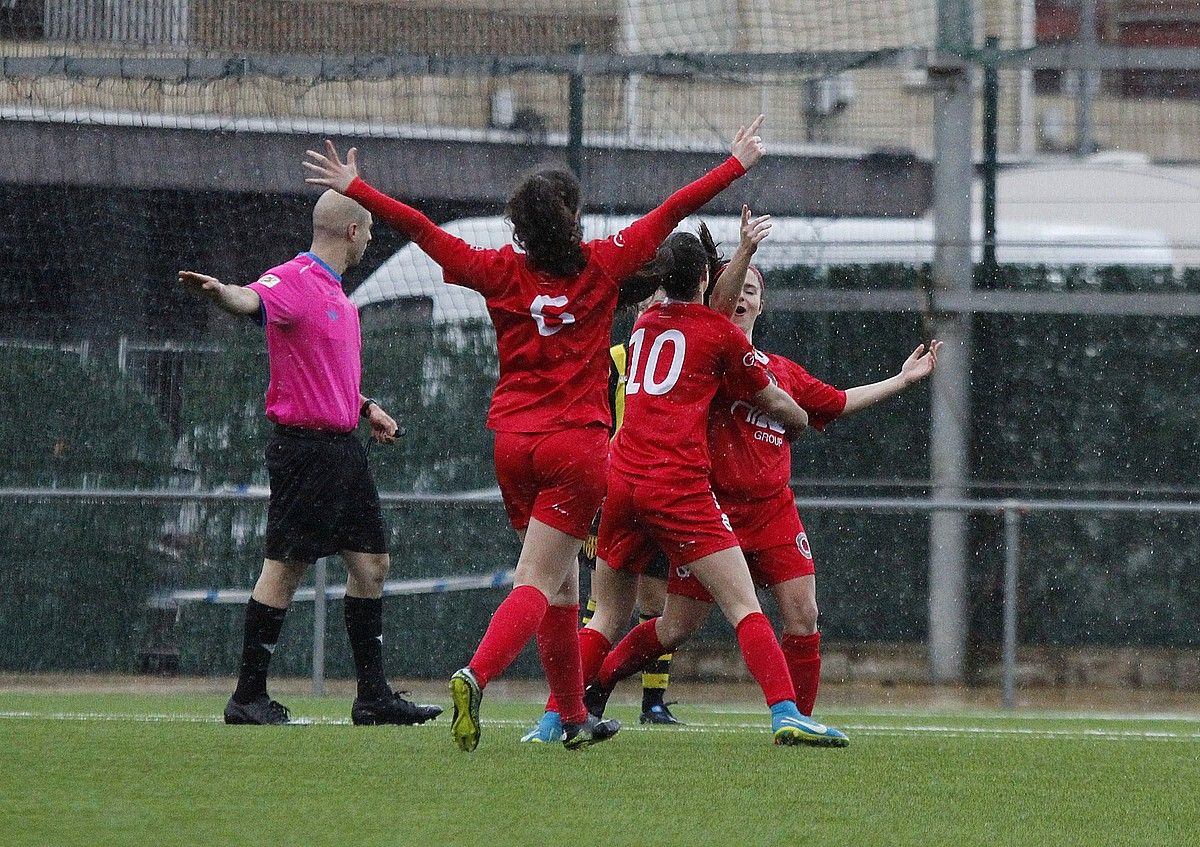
[{"x1": 360, "y1": 398, "x2": 378, "y2": 418}]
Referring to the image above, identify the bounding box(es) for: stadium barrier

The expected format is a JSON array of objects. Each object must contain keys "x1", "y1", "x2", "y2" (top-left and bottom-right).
[{"x1": 3, "y1": 487, "x2": 1197, "y2": 707}]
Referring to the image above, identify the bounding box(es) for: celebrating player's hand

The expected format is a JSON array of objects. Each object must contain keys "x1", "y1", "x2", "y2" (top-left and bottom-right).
[
  {"x1": 731, "y1": 115, "x2": 766, "y2": 171},
  {"x1": 739, "y1": 205, "x2": 771, "y2": 254},
  {"x1": 899, "y1": 340, "x2": 942, "y2": 385},
  {"x1": 366, "y1": 403, "x2": 400, "y2": 445},
  {"x1": 303, "y1": 140, "x2": 360, "y2": 195}
]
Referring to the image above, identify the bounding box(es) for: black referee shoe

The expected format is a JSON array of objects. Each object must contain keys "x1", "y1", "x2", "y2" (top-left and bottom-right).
[
  {"x1": 352, "y1": 691, "x2": 443, "y2": 726},
  {"x1": 224, "y1": 695, "x2": 294, "y2": 725}
]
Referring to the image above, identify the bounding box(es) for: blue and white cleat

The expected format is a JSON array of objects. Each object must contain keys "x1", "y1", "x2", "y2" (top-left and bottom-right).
[
  {"x1": 520, "y1": 710, "x2": 564, "y2": 743},
  {"x1": 771, "y1": 702, "x2": 849, "y2": 748}
]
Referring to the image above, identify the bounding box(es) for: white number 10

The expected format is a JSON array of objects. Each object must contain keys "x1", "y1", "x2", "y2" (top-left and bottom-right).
[{"x1": 626, "y1": 328, "x2": 686, "y2": 396}]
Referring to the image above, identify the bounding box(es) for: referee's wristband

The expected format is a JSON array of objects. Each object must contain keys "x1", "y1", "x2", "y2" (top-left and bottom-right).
[{"x1": 360, "y1": 398, "x2": 378, "y2": 418}]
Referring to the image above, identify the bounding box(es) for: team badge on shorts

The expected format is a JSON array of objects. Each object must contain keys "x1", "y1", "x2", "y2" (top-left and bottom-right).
[
  {"x1": 796, "y1": 531, "x2": 812, "y2": 560},
  {"x1": 675, "y1": 565, "x2": 691, "y2": 579}
]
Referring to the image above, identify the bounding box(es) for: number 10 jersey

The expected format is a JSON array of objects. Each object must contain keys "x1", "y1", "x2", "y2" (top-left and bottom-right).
[{"x1": 609, "y1": 301, "x2": 770, "y2": 488}]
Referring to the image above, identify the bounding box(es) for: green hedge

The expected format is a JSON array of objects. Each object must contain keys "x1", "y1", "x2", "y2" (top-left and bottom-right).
[{"x1": 5, "y1": 263, "x2": 1199, "y2": 677}]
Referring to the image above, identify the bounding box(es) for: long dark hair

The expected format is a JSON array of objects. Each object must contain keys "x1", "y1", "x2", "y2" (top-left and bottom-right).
[
  {"x1": 624, "y1": 231, "x2": 708, "y2": 303},
  {"x1": 698, "y1": 220, "x2": 725, "y2": 303},
  {"x1": 505, "y1": 168, "x2": 586, "y2": 277}
]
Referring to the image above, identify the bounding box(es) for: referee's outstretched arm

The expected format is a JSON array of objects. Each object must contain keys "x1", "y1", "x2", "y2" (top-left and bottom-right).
[{"x1": 178, "y1": 270, "x2": 262, "y2": 317}]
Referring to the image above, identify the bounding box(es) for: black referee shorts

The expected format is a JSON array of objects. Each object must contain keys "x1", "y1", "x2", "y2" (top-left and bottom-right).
[{"x1": 264, "y1": 425, "x2": 388, "y2": 564}]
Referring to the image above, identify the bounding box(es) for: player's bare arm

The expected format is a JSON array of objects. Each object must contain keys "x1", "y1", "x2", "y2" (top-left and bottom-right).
[
  {"x1": 178, "y1": 271, "x2": 261, "y2": 317},
  {"x1": 710, "y1": 204, "x2": 771, "y2": 317},
  {"x1": 359, "y1": 394, "x2": 400, "y2": 445},
  {"x1": 841, "y1": 340, "x2": 943, "y2": 415},
  {"x1": 731, "y1": 114, "x2": 767, "y2": 171},
  {"x1": 753, "y1": 383, "x2": 809, "y2": 440}
]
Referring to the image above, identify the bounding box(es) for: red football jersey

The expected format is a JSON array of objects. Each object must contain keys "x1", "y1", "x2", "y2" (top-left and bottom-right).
[
  {"x1": 609, "y1": 301, "x2": 771, "y2": 487},
  {"x1": 345, "y1": 157, "x2": 745, "y2": 434},
  {"x1": 709, "y1": 352, "x2": 846, "y2": 500}
]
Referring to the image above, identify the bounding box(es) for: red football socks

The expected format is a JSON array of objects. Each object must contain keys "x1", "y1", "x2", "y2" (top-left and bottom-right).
[
  {"x1": 543, "y1": 626, "x2": 612, "y2": 715},
  {"x1": 782, "y1": 631, "x2": 822, "y2": 716},
  {"x1": 736, "y1": 611, "x2": 795, "y2": 707},
  {"x1": 536, "y1": 604, "x2": 586, "y2": 724},
  {"x1": 468, "y1": 584, "x2": 549, "y2": 689},
  {"x1": 598, "y1": 617, "x2": 664, "y2": 689},
  {"x1": 578, "y1": 626, "x2": 612, "y2": 686}
]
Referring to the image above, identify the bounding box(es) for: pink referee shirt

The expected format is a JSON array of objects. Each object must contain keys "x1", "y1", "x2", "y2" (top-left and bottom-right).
[{"x1": 247, "y1": 252, "x2": 362, "y2": 433}]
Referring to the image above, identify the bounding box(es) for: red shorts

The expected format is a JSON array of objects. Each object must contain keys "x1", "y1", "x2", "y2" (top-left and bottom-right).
[
  {"x1": 493, "y1": 426, "x2": 608, "y2": 539},
  {"x1": 597, "y1": 473, "x2": 740, "y2": 575},
  {"x1": 669, "y1": 490, "x2": 815, "y2": 603}
]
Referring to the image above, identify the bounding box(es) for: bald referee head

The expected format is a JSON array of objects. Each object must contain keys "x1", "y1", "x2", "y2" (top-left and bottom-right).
[{"x1": 311, "y1": 188, "x2": 373, "y2": 270}]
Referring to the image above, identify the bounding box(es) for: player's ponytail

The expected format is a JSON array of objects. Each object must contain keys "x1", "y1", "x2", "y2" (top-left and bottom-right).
[
  {"x1": 698, "y1": 220, "x2": 725, "y2": 303},
  {"x1": 506, "y1": 168, "x2": 587, "y2": 277},
  {"x1": 657, "y1": 232, "x2": 708, "y2": 301}
]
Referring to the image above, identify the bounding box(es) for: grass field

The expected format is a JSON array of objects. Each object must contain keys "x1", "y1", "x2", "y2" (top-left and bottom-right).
[{"x1": 2, "y1": 691, "x2": 1198, "y2": 847}]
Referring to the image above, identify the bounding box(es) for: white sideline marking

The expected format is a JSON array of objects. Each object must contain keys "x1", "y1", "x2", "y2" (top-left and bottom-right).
[{"x1": 2, "y1": 711, "x2": 1198, "y2": 741}]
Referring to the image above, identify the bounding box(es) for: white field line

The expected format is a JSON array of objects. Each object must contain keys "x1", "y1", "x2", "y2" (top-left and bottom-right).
[{"x1": 2, "y1": 711, "x2": 1199, "y2": 742}]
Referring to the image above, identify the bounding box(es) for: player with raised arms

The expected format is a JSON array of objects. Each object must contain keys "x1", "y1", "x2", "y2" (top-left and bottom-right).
[
  {"x1": 587, "y1": 208, "x2": 941, "y2": 733},
  {"x1": 585, "y1": 228, "x2": 846, "y2": 746},
  {"x1": 303, "y1": 117, "x2": 767, "y2": 751}
]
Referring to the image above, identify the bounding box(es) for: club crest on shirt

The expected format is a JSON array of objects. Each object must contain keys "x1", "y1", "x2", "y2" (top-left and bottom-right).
[{"x1": 256, "y1": 274, "x2": 281, "y2": 288}]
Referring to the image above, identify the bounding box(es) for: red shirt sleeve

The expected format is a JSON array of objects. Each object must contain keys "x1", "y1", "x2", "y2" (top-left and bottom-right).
[
  {"x1": 779, "y1": 358, "x2": 847, "y2": 431},
  {"x1": 345, "y1": 177, "x2": 510, "y2": 297},
  {"x1": 715, "y1": 319, "x2": 771, "y2": 400},
  {"x1": 589, "y1": 156, "x2": 746, "y2": 282}
]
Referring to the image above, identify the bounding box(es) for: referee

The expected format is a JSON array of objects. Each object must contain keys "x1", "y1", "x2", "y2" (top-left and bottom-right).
[{"x1": 179, "y1": 189, "x2": 442, "y2": 727}]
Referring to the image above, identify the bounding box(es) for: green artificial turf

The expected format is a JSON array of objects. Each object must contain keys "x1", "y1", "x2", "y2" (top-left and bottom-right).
[{"x1": 0, "y1": 693, "x2": 1196, "y2": 847}]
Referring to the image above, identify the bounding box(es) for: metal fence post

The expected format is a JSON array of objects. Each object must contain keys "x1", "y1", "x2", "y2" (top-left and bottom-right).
[
  {"x1": 312, "y1": 556, "x2": 327, "y2": 696},
  {"x1": 568, "y1": 43, "x2": 585, "y2": 180},
  {"x1": 1002, "y1": 503, "x2": 1021, "y2": 709}
]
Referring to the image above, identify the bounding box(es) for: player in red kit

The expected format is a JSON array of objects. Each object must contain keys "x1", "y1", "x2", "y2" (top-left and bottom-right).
[
  {"x1": 586, "y1": 230, "x2": 846, "y2": 746},
  {"x1": 303, "y1": 118, "x2": 766, "y2": 751},
  {"x1": 592, "y1": 208, "x2": 941, "y2": 733}
]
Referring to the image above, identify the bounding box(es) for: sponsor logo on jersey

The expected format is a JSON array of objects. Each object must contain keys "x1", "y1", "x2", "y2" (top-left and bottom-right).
[
  {"x1": 721, "y1": 512, "x2": 733, "y2": 532},
  {"x1": 256, "y1": 273, "x2": 281, "y2": 288},
  {"x1": 742, "y1": 351, "x2": 757, "y2": 368},
  {"x1": 613, "y1": 232, "x2": 625, "y2": 248},
  {"x1": 326, "y1": 309, "x2": 339, "y2": 321},
  {"x1": 730, "y1": 399, "x2": 786, "y2": 445},
  {"x1": 796, "y1": 531, "x2": 812, "y2": 559}
]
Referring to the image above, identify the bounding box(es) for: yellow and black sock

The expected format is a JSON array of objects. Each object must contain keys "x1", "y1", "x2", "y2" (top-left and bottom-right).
[
  {"x1": 638, "y1": 613, "x2": 673, "y2": 711},
  {"x1": 581, "y1": 597, "x2": 598, "y2": 627}
]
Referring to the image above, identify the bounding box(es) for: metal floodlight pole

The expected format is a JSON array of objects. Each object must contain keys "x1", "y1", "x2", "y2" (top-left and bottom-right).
[
  {"x1": 1002, "y1": 505, "x2": 1022, "y2": 709},
  {"x1": 312, "y1": 557, "x2": 327, "y2": 696},
  {"x1": 929, "y1": 0, "x2": 976, "y2": 684}
]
